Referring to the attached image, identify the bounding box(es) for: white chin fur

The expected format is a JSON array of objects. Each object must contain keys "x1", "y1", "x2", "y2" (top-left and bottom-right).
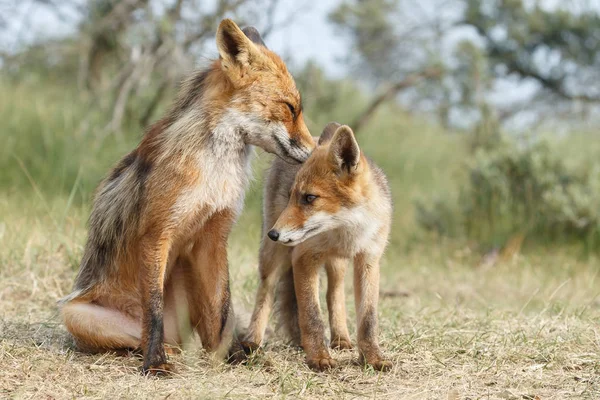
[
  {"x1": 273, "y1": 130, "x2": 311, "y2": 163},
  {"x1": 276, "y1": 212, "x2": 341, "y2": 245},
  {"x1": 222, "y1": 108, "x2": 309, "y2": 163}
]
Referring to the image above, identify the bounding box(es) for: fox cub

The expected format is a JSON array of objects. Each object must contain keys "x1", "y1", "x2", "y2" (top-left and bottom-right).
[
  {"x1": 245, "y1": 123, "x2": 392, "y2": 371},
  {"x1": 59, "y1": 20, "x2": 315, "y2": 375}
]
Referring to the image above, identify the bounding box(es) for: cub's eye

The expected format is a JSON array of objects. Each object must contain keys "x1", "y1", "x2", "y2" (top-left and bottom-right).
[
  {"x1": 303, "y1": 194, "x2": 317, "y2": 204},
  {"x1": 286, "y1": 102, "x2": 296, "y2": 120}
]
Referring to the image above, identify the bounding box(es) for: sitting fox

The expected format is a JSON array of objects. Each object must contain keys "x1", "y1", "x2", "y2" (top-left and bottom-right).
[
  {"x1": 245, "y1": 123, "x2": 392, "y2": 371},
  {"x1": 59, "y1": 20, "x2": 315, "y2": 374}
]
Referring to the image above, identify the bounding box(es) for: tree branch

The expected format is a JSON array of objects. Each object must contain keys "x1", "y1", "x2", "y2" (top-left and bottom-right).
[
  {"x1": 351, "y1": 67, "x2": 442, "y2": 133},
  {"x1": 506, "y1": 61, "x2": 600, "y2": 103},
  {"x1": 461, "y1": 16, "x2": 600, "y2": 104},
  {"x1": 183, "y1": 0, "x2": 247, "y2": 49}
]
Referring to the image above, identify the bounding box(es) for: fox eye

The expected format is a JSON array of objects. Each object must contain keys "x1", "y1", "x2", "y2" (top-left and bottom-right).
[
  {"x1": 286, "y1": 102, "x2": 296, "y2": 120},
  {"x1": 302, "y1": 194, "x2": 317, "y2": 204}
]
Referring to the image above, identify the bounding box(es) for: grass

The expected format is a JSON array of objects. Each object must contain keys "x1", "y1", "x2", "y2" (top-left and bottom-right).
[
  {"x1": 1, "y1": 79, "x2": 600, "y2": 399},
  {"x1": 1, "y1": 194, "x2": 599, "y2": 399}
]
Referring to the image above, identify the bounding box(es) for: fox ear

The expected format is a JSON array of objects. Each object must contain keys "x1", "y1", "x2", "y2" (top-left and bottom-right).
[
  {"x1": 318, "y1": 122, "x2": 341, "y2": 145},
  {"x1": 329, "y1": 125, "x2": 360, "y2": 174},
  {"x1": 242, "y1": 26, "x2": 267, "y2": 48},
  {"x1": 216, "y1": 19, "x2": 264, "y2": 71}
]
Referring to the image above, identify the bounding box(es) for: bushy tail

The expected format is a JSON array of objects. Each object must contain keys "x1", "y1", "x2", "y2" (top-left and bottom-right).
[{"x1": 68, "y1": 151, "x2": 148, "y2": 298}]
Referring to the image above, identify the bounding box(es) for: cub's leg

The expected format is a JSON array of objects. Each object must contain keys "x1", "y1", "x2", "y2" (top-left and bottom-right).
[
  {"x1": 325, "y1": 258, "x2": 352, "y2": 350},
  {"x1": 292, "y1": 249, "x2": 336, "y2": 371},
  {"x1": 353, "y1": 252, "x2": 392, "y2": 371},
  {"x1": 244, "y1": 239, "x2": 291, "y2": 349},
  {"x1": 276, "y1": 267, "x2": 301, "y2": 346},
  {"x1": 185, "y1": 209, "x2": 242, "y2": 362}
]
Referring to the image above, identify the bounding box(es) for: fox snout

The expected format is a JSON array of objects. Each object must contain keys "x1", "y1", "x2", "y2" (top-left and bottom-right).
[
  {"x1": 281, "y1": 133, "x2": 315, "y2": 164},
  {"x1": 267, "y1": 227, "x2": 293, "y2": 244},
  {"x1": 267, "y1": 229, "x2": 280, "y2": 241},
  {"x1": 267, "y1": 221, "x2": 297, "y2": 245},
  {"x1": 268, "y1": 217, "x2": 319, "y2": 246}
]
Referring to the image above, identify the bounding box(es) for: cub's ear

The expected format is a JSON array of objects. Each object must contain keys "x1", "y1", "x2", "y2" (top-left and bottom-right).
[
  {"x1": 329, "y1": 125, "x2": 360, "y2": 174},
  {"x1": 216, "y1": 19, "x2": 264, "y2": 71},
  {"x1": 242, "y1": 26, "x2": 267, "y2": 48},
  {"x1": 318, "y1": 122, "x2": 341, "y2": 145}
]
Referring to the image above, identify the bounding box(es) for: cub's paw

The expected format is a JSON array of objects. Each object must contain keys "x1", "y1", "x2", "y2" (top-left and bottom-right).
[
  {"x1": 164, "y1": 345, "x2": 182, "y2": 356},
  {"x1": 306, "y1": 355, "x2": 337, "y2": 372},
  {"x1": 240, "y1": 341, "x2": 261, "y2": 356},
  {"x1": 365, "y1": 358, "x2": 393, "y2": 372},
  {"x1": 140, "y1": 362, "x2": 175, "y2": 377},
  {"x1": 330, "y1": 337, "x2": 353, "y2": 350},
  {"x1": 226, "y1": 342, "x2": 248, "y2": 365}
]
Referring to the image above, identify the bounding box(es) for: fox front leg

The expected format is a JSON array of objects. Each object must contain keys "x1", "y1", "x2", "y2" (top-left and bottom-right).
[
  {"x1": 140, "y1": 234, "x2": 174, "y2": 376},
  {"x1": 325, "y1": 257, "x2": 353, "y2": 350},
  {"x1": 353, "y1": 252, "x2": 392, "y2": 372},
  {"x1": 292, "y1": 250, "x2": 337, "y2": 371}
]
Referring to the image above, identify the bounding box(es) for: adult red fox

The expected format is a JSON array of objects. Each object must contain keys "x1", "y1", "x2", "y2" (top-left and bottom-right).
[
  {"x1": 59, "y1": 19, "x2": 315, "y2": 375},
  {"x1": 245, "y1": 123, "x2": 392, "y2": 371}
]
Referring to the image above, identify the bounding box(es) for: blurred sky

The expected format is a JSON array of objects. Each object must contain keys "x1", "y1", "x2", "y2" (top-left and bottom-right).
[
  {"x1": 260, "y1": 0, "x2": 347, "y2": 76},
  {"x1": 1, "y1": 0, "x2": 348, "y2": 77},
  {"x1": 6, "y1": 0, "x2": 597, "y2": 131}
]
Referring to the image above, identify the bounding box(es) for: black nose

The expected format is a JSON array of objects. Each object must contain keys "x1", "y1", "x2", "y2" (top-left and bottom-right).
[{"x1": 267, "y1": 229, "x2": 280, "y2": 241}]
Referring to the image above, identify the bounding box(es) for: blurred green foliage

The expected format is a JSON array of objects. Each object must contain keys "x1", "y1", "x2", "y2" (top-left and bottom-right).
[
  {"x1": 416, "y1": 119, "x2": 600, "y2": 253},
  {"x1": 1, "y1": 61, "x2": 598, "y2": 255}
]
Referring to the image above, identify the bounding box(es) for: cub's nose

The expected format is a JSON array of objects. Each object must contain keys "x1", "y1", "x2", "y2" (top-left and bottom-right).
[{"x1": 267, "y1": 229, "x2": 280, "y2": 241}]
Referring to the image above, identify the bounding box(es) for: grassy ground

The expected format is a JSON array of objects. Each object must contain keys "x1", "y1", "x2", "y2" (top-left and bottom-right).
[
  {"x1": 2, "y1": 190, "x2": 599, "y2": 399},
  {"x1": 1, "y1": 79, "x2": 600, "y2": 399}
]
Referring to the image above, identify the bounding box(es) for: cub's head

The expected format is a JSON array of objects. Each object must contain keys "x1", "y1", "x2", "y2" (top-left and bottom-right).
[
  {"x1": 216, "y1": 19, "x2": 315, "y2": 163},
  {"x1": 267, "y1": 123, "x2": 367, "y2": 246}
]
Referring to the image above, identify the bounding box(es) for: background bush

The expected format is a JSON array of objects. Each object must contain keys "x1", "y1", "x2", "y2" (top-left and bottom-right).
[{"x1": 416, "y1": 126, "x2": 600, "y2": 253}]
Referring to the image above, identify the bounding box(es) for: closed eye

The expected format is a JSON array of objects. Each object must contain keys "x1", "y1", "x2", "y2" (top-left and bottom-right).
[{"x1": 286, "y1": 102, "x2": 297, "y2": 120}]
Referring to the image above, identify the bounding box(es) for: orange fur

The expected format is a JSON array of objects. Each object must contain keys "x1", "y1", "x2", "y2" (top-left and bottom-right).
[
  {"x1": 59, "y1": 19, "x2": 315, "y2": 375},
  {"x1": 246, "y1": 124, "x2": 392, "y2": 371}
]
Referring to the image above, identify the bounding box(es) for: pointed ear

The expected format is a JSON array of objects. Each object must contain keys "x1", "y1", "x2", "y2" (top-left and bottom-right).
[
  {"x1": 329, "y1": 125, "x2": 360, "y2": 174},
  {"x1": 216, "y1": 19, "x2": 263, "y2": 70},
  {"x1": 242, "y1": 26, "x2": 267, "y2": 48},
  {"x1": 318, "y1": 122, "x2": 341, "y2": 145}
]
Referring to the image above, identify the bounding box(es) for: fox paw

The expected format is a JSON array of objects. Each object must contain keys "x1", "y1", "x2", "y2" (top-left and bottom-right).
[
  {"x1": 140, "y1": 362, "x2": 175, "y2": 377},
  {"x1": 112, "y1": 348, "x2": 140, "y2": 357},
  {"x1": 365, "y1": 358, "x2": 392, "y2": 372},
  {"x1": 226, "y1": 342, "x2": 248, "y2": 365},
  {"x1": 164, "y1": 345, "x2": 182, "y2": 356},
  {"x1": 331, "y1": 337, "x2": 353, "y2": 350},
  {"x1": 240, "y1": 341, "x2": 261, "y2": 355},
  {"x1": 306, "y1": 356, "x2": 337, "y2": 371}
]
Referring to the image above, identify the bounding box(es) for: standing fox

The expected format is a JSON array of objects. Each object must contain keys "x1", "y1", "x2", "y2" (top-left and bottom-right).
[
  {"x1": 245, "y1": 123, "x2": 393, "y2": 371},
  {"x1": 59, "y1": 20, "x2": 315, "y2": 375}
]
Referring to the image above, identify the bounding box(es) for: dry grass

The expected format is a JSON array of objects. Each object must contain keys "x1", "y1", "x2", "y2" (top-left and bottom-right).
[{"x1": 1, "y1": 194, "x2": 600, "y2": 400}]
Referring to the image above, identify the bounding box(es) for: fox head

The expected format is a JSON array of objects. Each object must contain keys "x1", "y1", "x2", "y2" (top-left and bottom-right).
[
  {"x1": 268, "y1": 123, "x2": 369, "y2": 246},
  {"x1": 215, "y1": 19, "x2": 315, "y2": 163}
]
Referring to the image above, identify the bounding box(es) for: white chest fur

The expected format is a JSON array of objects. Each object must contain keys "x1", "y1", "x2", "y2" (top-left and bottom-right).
[
  {"x1": 169, "y1": 117, "x2": 254, "y2": 222},
  {"x1": 305, "y1": 205, "x2": 387, "y2": 259}
]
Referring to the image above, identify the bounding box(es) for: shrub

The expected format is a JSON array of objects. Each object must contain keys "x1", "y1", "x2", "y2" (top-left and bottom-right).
[{"x1": 416, "y1": 135, "x2": 600, "y2": 252}]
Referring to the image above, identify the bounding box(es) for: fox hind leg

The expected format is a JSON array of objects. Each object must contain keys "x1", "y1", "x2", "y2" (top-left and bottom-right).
[
  {"x1": 276, "y1": 266, "x2": 302, "y2": 346},
  {"x1": 244, "y1": 239, "x2": 291, "y2": 350},
  {"x1": 185, "y1": 209, "x2": 243, "y2": 362},
  {"x1": 61, "y1": 300, "x2": 141, "y2": 353}
]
